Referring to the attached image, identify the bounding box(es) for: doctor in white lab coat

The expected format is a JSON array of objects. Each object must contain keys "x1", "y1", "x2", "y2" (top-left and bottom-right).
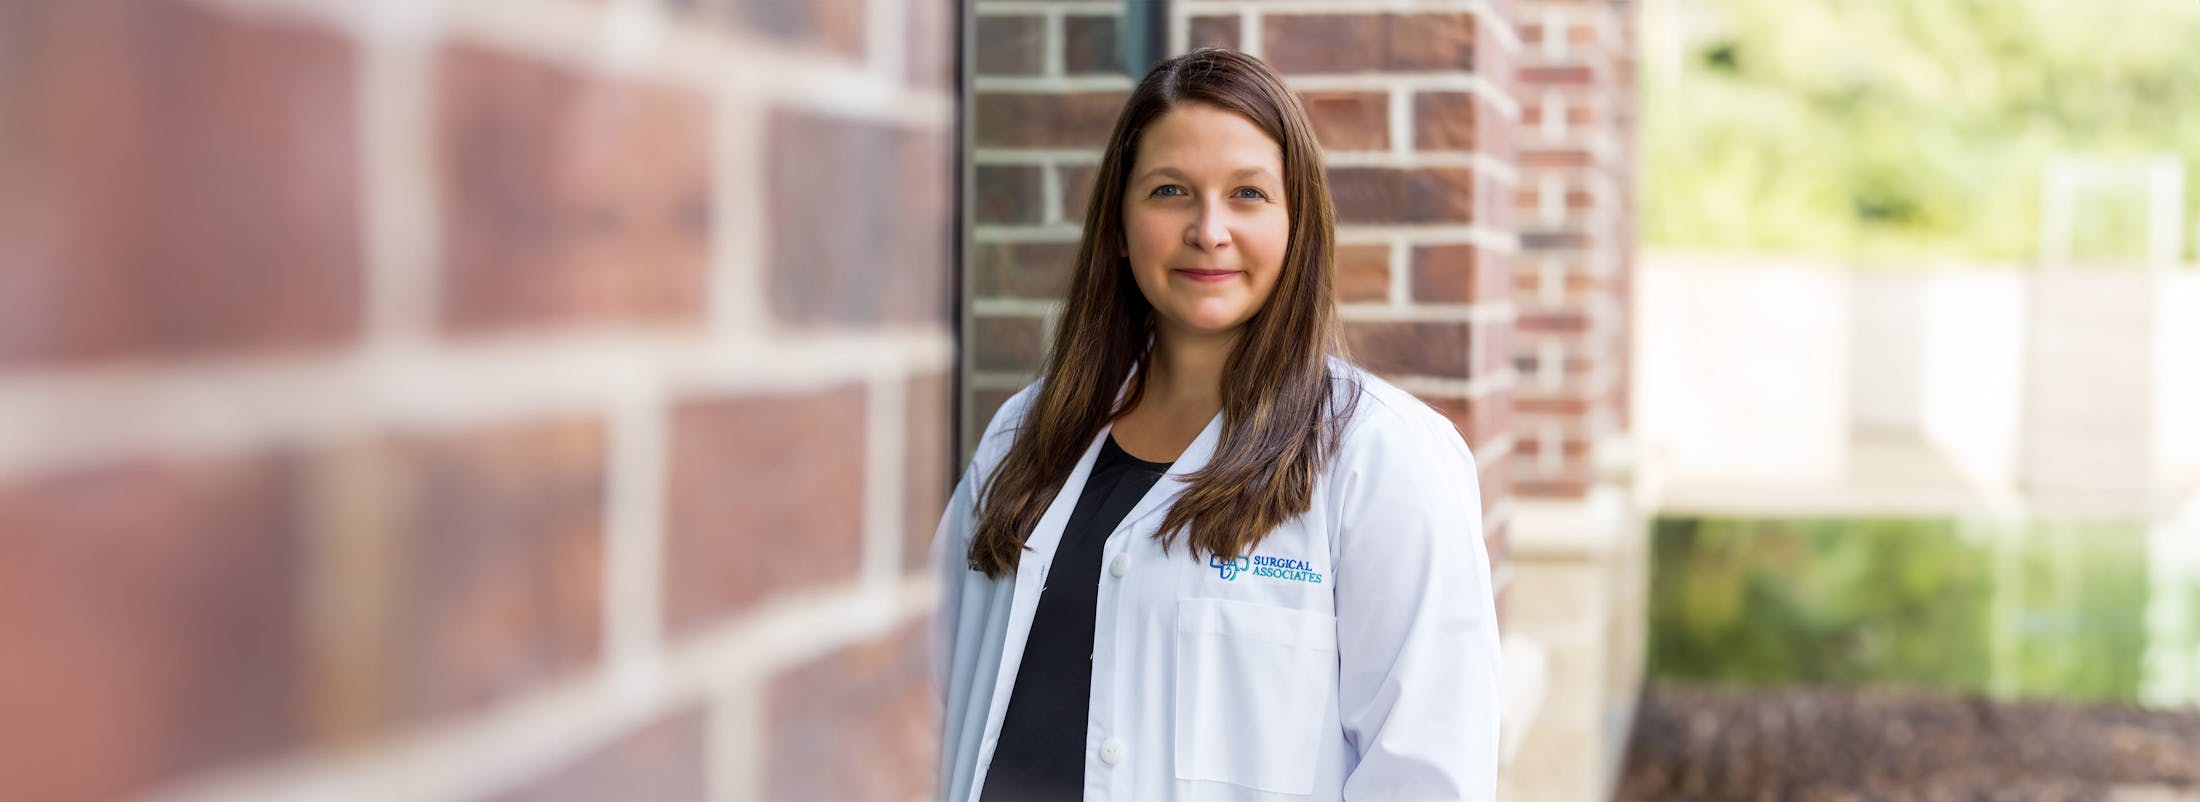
[{"x1": 931, "y1": 48, "x2": 1500, "y2": 802}]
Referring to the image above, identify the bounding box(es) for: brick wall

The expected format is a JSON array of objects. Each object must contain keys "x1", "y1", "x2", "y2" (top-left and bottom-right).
[
  {"x1": 1511, "y1": 0, "x2": 1635, "y2": 499},
  {"x1": 0, "y1": 0, "x2": 954, "y2": 800},
  {"x1": 966, "y1": 0, "x2": 1525, "y2": 606}
]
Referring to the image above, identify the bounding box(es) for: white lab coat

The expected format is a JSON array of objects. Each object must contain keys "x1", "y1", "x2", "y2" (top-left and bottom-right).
[{"x1": 930, "y1": 359, "x2": 1500, "y2": 802}]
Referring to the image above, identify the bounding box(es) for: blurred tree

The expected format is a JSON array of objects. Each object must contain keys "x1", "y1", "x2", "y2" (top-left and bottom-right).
[
  {"x1": 1647, "y1": 516, "x2": 2153, "y2": 704},
  {"x1": 1646, "y1": 0, "x2": 2200, "y2": 262}
]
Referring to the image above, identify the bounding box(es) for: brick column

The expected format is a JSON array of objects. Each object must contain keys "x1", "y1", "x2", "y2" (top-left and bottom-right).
[
  {"x1": 0, "y1": 0, "x2": 956, "y2": 799},
  {"x1": 1501, "y1": 1, "x2": 1647, "y2": 799},
  {"x1": 1512, "y1": 0, "x2": 1631, "y2": 498},
  {"x1": 965, "y1": 1, "x2": 1134, "y2": 443}
]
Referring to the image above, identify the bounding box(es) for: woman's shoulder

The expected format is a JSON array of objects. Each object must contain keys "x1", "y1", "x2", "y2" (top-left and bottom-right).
[
  {"x1": 1324, "y1": 356, "x2": 1478, "y2": 471},
  {"x1": 970, "y1": 380, "x2": 1045, "y2": 473}
]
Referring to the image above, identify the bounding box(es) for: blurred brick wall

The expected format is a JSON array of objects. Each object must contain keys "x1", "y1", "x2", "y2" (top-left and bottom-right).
[
  {"x1": 966, "y1": 0, "x2": 1525, "y2": 604},
  {"x1": 1512, "y1": 0, "x2": 1636, "y2": 499},
  {"x1": 0, "y1": 0, "x2": 954, "y2": 800}
]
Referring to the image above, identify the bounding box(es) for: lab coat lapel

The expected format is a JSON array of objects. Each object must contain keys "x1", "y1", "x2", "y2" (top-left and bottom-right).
[
  {"x1": 971, "y1": 423, "x2": 1111, "y2": 792},
  {"x1": 1109, "y1": 408, "x2": 1224, "y2": 538}
]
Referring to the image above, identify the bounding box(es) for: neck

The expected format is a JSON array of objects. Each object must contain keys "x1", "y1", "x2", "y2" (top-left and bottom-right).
[{"x1": 1143, "y1": 324, "x2": 1237, "y2": 413}]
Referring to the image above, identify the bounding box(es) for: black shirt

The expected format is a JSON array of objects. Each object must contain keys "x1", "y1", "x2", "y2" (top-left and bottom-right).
[{"x1": 979, "y1": 434, "x2": 1173, "y2": 802}]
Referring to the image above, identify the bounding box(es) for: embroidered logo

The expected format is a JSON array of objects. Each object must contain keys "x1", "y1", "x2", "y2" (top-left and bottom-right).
[
  {"x1": 1208, "y1": 554, "x2": 1249, "y2": 580},
  {"x1": 1209, "y1": 553, "x2": 1325, "y2": 584}
]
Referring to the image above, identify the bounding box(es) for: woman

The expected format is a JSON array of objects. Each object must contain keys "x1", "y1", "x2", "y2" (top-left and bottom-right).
[{"x1": 932, "y1": 49, "x2": 1499, "y2": 801}]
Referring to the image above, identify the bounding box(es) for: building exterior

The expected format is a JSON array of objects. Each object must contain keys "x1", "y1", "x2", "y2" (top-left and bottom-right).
[{"x1": 0, "y1": 1, "x2": 1640, "y2": 799}]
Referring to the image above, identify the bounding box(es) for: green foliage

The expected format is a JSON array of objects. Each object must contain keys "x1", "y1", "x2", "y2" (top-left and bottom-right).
[
  {"x1": 1647, "y1": 516, "x2": 2155, "y2": 704},
  {"x1": 1645, "y1": 0, "x2": 2200, "y2": 261}
]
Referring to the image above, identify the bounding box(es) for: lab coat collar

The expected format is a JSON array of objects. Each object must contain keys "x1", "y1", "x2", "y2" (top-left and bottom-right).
[
  {"x1": 1103, "y1": 409, "x2": 1222, "y2": 539},
  {"x1": 1101, "y1": 358, "x2": 1225, "y2": 539}
]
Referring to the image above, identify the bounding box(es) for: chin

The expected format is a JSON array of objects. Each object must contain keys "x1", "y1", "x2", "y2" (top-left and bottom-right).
[{"x1": 1162, "y1": 310, "x2": 1252, "y2": 336}]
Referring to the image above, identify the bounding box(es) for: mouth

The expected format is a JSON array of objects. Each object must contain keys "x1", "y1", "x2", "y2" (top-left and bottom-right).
[{"x1": 1171, "y1": 268, "x2": 1240, "y2": 284}]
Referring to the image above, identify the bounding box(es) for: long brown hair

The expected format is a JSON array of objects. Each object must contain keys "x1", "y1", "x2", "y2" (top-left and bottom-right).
[{"x1": 967, "y1": 48, "x2": 1358, "y2": 578}]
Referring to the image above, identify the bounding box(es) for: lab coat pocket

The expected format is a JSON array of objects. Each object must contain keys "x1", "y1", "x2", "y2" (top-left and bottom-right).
[{"x1": 1173, "y1": 597, "x2": 1337, "y2": 795}]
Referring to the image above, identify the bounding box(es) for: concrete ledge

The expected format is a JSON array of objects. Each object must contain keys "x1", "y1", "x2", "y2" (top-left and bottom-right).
[{"x1": 1510, "y1": 485, "x2": 1635, "y2": 561}]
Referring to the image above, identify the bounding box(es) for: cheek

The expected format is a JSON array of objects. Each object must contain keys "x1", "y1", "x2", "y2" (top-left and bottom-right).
[{"x1": 1246, "y1": 218, "x2": 1291, "y2": 282}]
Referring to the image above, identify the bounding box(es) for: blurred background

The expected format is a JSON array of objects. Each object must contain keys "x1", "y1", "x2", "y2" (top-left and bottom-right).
[
  {"x1": 1626, "y1": 0, "x2": 2200, "y2": 798},
  {"x1": 0, "y1": 0, "x2": 2194, "y2": 800}
]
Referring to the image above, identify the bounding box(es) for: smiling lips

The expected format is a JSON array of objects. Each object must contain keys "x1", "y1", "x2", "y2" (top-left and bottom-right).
[{"x1": 1172, "y1": 268, "x2": 1240, "y2": 283}]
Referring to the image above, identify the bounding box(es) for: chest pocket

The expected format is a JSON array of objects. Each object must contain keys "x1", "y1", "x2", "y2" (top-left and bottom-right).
[{"x1": 1172, "y1": 597, "x2": 1337, "y2": 795}]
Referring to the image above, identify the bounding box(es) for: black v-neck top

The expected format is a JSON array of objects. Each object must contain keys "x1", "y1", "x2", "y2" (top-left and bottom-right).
[{"x1": 979, "y1": 434, "x2": 1173, "y2": 802}]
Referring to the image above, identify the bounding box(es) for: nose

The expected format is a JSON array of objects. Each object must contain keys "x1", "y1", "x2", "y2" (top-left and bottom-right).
[{"x1": 1185, "y1": 198, "x2": 1231, "y2": 252}]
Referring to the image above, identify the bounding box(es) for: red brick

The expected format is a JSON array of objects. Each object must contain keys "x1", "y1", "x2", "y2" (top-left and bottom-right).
[
  {"x1": 1522, "y1": 147, "x2": 1596, "y2": 169},
  {"x1": 975, "y1": 164, "x2": 1044, "y2": 224},
  {"x1": 974, "y1": 92, "x2": 1128, "y2": 149},
  {"x1": 486, "y1": 706, "x2": 706, "y2": 802},
  {"x1": 1517, "y1": 393, "x2": 1593, "y2": 416},
  {"x1": 1346, "y1": 321, "x2": 1470, "y2": 379},
  {"x1": 438, "y1": 45, "x2": 711, "y2": 333},
  {"x1": 1423, "y1": 391, "x2": 1510, "y2": 453},
  {"x1": 767, "y1": 110, "x2": 953, "y2": 327},
  {"x1": 1519, "y1": 65, "x2": 1595, "y2": 86},
  {"x1": 767, "y1": 620, "x2": 938, "y2": 800},
  {"x1": 975, "y1": 15, "x2": 1043, "y2": 76},
  {"x1": 1187, "y1": 15, "x2": 1242, "y2": 51},
  {"x1": 1263, "y1": 14, "x2": 1475, "y2": 74},
  {"x1": 1516, "y1": 437, "x2": 1592, "y2": 458},
  {"x1": 975, "y1": 315, "x2": 1047, "y2": 374},
  {"x1": 664, "y1": 385, "x2": 866, "y2": 635},
  {"x1": 904, "y1": 371, "x2": 955, "y2": 572},
  {"x1": 1330, "y1": 167, "x2": 1476, "y2": 223},
  {"x1": 1063, "y1": 15, "x2": 1123, "y2": 76},
  {"x1": 1504, "y1": 266, "x2": 1610, "y2": 307},
  {"x1": 717, "y1": 0, "x2": 865, "y2": 60},
  {"x1": 1335, "y1": 244, "x2": 1391, "y2": 303},
  {"x1": 974, "y1": 241, "x2": 1077, "y2": 300},
  {"x1": 1414, "y1": 91, "x2": 1480, "y2": 151},
  {"x1": 1410, "y1": 244, "x2": 1478, "y2": 304},
  {"x1": 0, "y1": 2, "x2": 361, "y2": 367},
  {"x1": 1519, "y1": 311, "x2": 1590, "y2": 334},
  {"x1": 1517, "y1": 478, "x2": 1591, "y2": 499},
  {"x1": 377, "y1": 419, "x2": 608, "y2": 726},
  {"x1": 1058, "y1": 163, "x2": 1100, "y2": 223},
  {"x1": 0, "y1": 455, "x2": 304, "y2": 802},
  {"x1": 1302, "y1": 91, "x2": 1388, "y2": 151}
]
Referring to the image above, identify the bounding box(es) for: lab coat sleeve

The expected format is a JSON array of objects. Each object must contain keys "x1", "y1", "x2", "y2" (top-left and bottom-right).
[
  {"x1": 928, "y1": 460, "x2": 979, "y2": 708},
  {"x1": 1333, "y1": 404, "x2": 1502, "y2": 801},
  {"x1": 927, "y1": 383, "x2": 1037, "y2": 707}
]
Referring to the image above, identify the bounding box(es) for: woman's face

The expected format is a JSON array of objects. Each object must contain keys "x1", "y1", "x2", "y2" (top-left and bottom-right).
[{"x1": 1121, "y1": 102, "x2": 1289, "y2": 340}]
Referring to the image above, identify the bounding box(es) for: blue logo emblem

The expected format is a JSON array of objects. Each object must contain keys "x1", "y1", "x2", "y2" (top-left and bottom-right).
[
  {"x1": 1209, "y1": 554, "x2": 1250, "y2": 580},
  {"x1": 1209, "y1": 553, "x2": 1324, "y2": 584}
]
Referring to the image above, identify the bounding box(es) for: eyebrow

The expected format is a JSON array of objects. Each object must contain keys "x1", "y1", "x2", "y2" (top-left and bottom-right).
[{"x1": 1133, "y1": 166, "x2": 1279, "y2": 184}]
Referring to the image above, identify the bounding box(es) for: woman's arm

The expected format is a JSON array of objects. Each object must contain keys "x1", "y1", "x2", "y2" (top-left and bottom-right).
[{"x1": 1333, "y1": 405, "x2": 1502, "y2": 801}]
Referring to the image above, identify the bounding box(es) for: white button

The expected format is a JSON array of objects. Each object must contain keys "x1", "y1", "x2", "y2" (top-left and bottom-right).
[
  {"x1": 1099, "y1": 738, "x2": 1126, "y2": 765},
  {"x1": 1109, "y1": 554, "x2": 1130, "y2": 578}
]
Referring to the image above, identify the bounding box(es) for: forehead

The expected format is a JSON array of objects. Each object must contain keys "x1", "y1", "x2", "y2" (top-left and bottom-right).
[{"x1": 1131, "y1": 103, "x2": 1282, "y2": 176}]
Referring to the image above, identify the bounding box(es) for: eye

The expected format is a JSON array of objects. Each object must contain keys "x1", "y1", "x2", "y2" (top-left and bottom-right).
[
  {"x1": 1234, "y1": 187, "x2": 1271, "y2": 201},
  {"x1": 1151, "y1": 184, "x2": 1186, "y2": 198}
]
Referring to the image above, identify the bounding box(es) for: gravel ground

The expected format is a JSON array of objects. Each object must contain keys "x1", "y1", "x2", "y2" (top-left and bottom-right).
[{"x1": 1616, "y1": 684, "x2": 2200, "y2": 802}]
